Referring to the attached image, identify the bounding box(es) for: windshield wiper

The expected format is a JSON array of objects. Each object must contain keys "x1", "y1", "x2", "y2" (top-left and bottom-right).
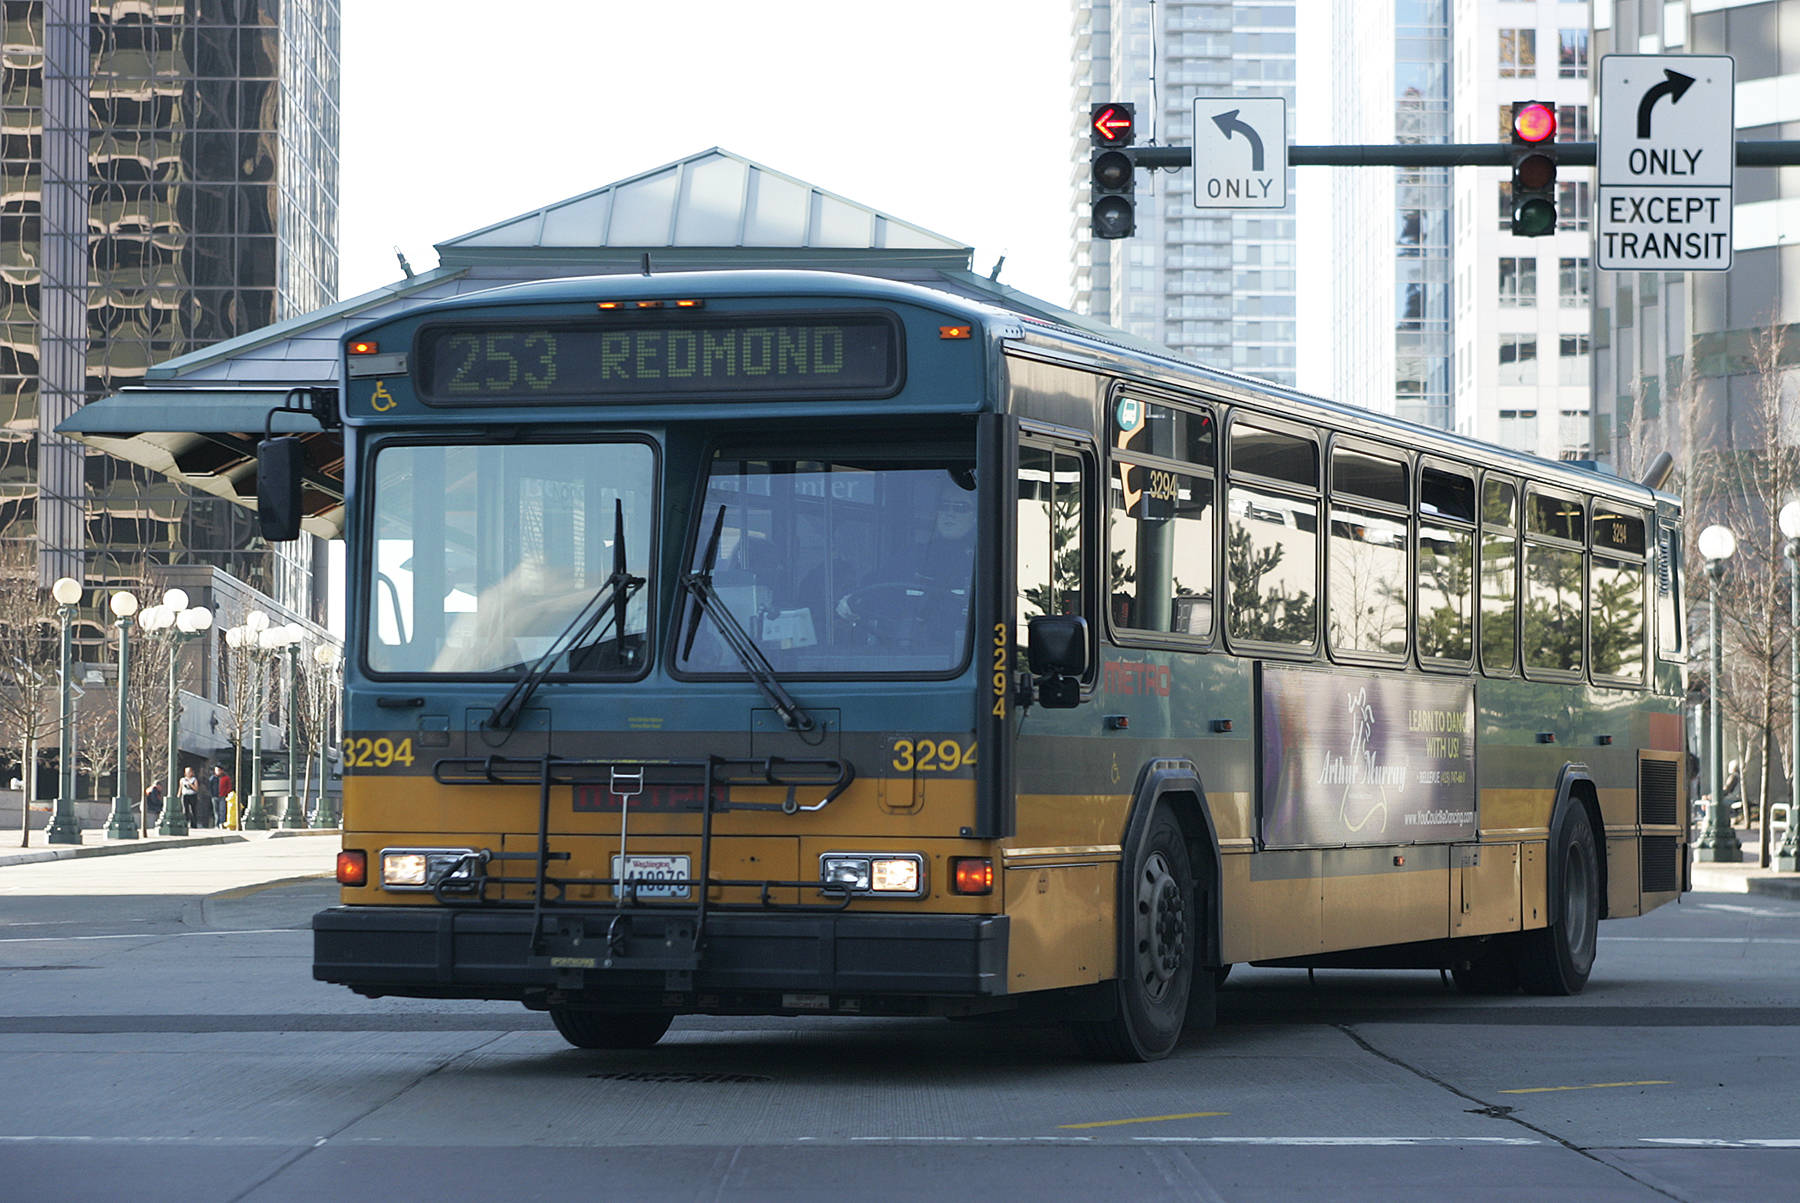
[
  {"x1": 487, "y1": 499, "x2": 644, "y2": 732},
  {"x1": 680, "y1": 504, "x2": 817, "y2": 734}
]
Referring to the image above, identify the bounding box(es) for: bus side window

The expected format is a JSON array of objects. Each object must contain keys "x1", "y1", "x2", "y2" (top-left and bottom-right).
[
  {"x1": 1416, "y1": 465, "x2": 1475, "y2": 664},
  {"x1": 1226, "y1": 420, "x2": 1318, "y2": 649},
  {"x1": 1480, "y1": 476, "x2": 1518, "y2": 674},
  {"x1": 1522, "y1": 488, "x2": 1584, "y2": 675},
  {"x1": 1017, "y1": 443, "x2": 1090, "y2": 669},
  {"x1": 1656, "y1": 520, "x2": 1683, "y2": 656}
]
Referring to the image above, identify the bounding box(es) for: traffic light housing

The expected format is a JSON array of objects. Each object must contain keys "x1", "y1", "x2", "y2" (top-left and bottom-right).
[
  {"x1": 1509, "y1": 101, "x2": 1558, "y2": 237},
  {"x1": 1090, "y1": 102, "x2": 1136, "y2": 239}
]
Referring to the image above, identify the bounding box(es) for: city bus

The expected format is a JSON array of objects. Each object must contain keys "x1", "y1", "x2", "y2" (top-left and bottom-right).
[{"x1": 292, "y1": 269, "x2": 1687, "y2": 1061}]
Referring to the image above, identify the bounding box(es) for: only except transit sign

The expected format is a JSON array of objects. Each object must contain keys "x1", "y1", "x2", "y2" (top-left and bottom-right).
[{"x1": 1597, "y1": 54, "x2": 1734, "y2": 271}]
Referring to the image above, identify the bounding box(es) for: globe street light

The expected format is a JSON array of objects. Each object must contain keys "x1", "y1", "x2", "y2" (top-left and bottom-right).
[
  {"x1": 311, "y1": 642, "x2": 341, "y2": 829},
  {"x1": 235, "y1": 610, "x2": 274, "y2": 830},
  {"x1": 1696, "y1": 523, "x2": 1742, "y2": 863},
  {"x1": 104, "y1": 590, "x2": 141, "y2": 838},
  {"x1": 275, "y1": 624, "x2": 308, "y2": 829},
  {"x1": 1777, "y1": 501, "x2": 1800, "y2": 872},
  {"x1": 143, "y1": 590, "x2": 213, "y2": 836},
  {"x1": 45, "y1": 577, "x2": 83, "y2": 845}
]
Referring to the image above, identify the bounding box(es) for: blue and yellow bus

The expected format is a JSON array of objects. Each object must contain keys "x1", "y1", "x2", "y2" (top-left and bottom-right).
[{"x1": 295, "y1": 269, "x2": 1687, "y2": 1060}]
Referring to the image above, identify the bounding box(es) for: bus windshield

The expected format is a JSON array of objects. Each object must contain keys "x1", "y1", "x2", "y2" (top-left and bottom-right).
[
  {"x1": 365, "y1": 440, "x2": 655, "y2": 676},
  {"x1": 677, "y1": 449, "x2": 977, "y2": 677}
]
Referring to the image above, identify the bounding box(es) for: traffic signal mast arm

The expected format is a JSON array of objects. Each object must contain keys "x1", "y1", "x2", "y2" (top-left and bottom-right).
[{"x1": 1130, "y1": 141, "x2": 1800, "y2": 169}]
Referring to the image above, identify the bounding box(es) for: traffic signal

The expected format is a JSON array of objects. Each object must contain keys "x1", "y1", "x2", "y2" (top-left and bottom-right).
[
  {"x1": 1090, "y1": 102, "x2": 1136, "y2": 239},
  {"x1": 1509, "y1": 101, "x2": 1558, "y2": 237}
]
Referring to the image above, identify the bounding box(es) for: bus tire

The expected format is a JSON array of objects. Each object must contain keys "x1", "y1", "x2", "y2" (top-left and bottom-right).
[
  {"x1": 1516, "y1": 804, "x2": 1600, "y2": 996},
  {"x1": 548, "y1": 1006, "x2": 673, "y2": 1050},
  {"x1": 1071, "y1": 807, "x2": 1194, "y2": 1061}
]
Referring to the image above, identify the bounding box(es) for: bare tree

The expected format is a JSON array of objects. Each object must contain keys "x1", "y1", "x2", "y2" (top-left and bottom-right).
[
  {"x1": 1677, "y1": 318, "x2": 1800, "y2": 865},
  {"x1": 73, "y1": 676, "x2": 117, "y2": 804},
  {"x1": 0, "y1": 543, "x2": 59, "y2": 846},
  {"x1": 125, "y1": 619, "x2": 173, "y2": 831}
]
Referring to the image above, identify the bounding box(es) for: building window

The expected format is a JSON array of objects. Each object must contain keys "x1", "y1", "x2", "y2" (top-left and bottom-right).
[
  {"x1": 1559, "y1": 257, "x2": 1591, "y2": 307},
  {"x1": 1498, "y1": 182, "x2": 1513, "y2": 230},
  {"x1": 1499, "y1": 337, "x2": 1538, "y2": 386},
  {"x1": 1558, "y1": 29, "x2": 1589, "y2": 78},
  {"x1": 1499, "y1": 28, "x2": 1536, "y2": 78},
  {"x1": 1556, "y1": 105, "x2": 1590, "y2": 142},
  {"x1": 1496, "y1": 408, "x2": 1538, "y2": 450},
  {"x1": 1498, "y1": 257, "x2": 1536, "y2": 306},
  {"x1": 1557, "y1": 181, "x2": 1591, "y2": 231},
  {"x1": 1559, "y1": 335, "x2": 1590, "y2": 385}
]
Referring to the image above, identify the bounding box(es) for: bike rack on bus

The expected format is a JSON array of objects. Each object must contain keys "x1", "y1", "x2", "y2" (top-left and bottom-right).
[{"x1": 427, "y1": 753, "x2": 857, "y2": 974}]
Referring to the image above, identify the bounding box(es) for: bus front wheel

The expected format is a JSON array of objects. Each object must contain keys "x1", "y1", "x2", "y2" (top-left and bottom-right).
[
  {"x1": 1515, "y1": 804, "x2": 1600, "y2": 996},
  {"x1": 548, "y1": 1006, "x2": 674, "y2": 1050},
  {"x1": 1072, "y1": 808, "x2": 1195, "y2": 1061}
]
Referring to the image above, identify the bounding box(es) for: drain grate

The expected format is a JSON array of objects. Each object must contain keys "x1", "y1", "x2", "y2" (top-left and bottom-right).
[{"x1": 585, "y1": 1070, "x2": 771, "y2": 1084}]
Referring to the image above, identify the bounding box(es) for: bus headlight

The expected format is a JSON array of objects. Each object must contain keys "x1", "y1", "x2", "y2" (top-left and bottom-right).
[
  {"x1": 819, "y1": 852, "x2": 925, "y2": 897},
  {"x1": 380, "y1": 847, "x2": 478, "y2": 891}
]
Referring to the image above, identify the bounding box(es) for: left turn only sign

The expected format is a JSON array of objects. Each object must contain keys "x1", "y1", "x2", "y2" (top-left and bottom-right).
[
  {"x1": 1192, "y1": 97, "x2": 1287, "y2": 209},
  {"x1": 1597, "y1": 54, "x2": 1734, "y2": 271}
]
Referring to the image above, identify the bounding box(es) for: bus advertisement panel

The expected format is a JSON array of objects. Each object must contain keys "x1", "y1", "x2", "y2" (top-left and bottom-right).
[{"x1": 1259, "y1": 665, "x2": 1478, "y2": 847}]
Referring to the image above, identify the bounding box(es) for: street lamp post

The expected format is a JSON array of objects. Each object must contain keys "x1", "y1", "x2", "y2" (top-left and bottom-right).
[
  {"x1": 45, "y1": 577, "x2": 83, "y2": 844},
  {"x1": 1776, "y1": 502, "x2": 1800, "y2": 872},
  {"x1": 104, "y1": 590, "x2": 140, "y2": 838},
  {"x1": 143, "y1": 590, "x2": 213, "y2": 837},
  {"x1": 1696, "y1": 524, "x2": 1743, "y2": 863},
  {"x1": 276, "y1": 625, "x2": 307, "y2": 829},
  {"x1": 238, "y1": 610, "x2": 272, "y2": 830},
  {"x1": 311, "y1": 642, "x2": 340, "y2": 829}
]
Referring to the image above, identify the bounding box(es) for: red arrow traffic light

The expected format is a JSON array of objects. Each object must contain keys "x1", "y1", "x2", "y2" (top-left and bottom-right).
[{"x1": 1091, "y1": 103, "x2": 1135, "y2": 147}]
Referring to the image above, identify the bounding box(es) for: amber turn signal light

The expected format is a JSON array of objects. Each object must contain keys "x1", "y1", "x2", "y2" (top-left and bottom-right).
[
  {"x1": 337, "y1": 849, "x2": 368, "y2": 886},
  {"x1": 951, "y1": 857, "x2": 994, "y2": 895}
]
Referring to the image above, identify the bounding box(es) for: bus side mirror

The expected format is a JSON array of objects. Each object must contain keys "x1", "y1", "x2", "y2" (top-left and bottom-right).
[
  {"x1": 258, "y1": 436, "x2": 305, "y2": 541},
  {"x1": 1027, "y1": 615, "x2": 1088, "y2": 709}
]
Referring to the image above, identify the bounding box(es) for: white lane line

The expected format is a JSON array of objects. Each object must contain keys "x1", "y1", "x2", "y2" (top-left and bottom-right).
[
  {"x1": 0, "y1": 929, "x2": 304, "y2": 943},
  {"x1": 1640, "y1": 1139, "x2": 1800, "y2": 1148},
  {"x1": 847, "y1": 1136, "x2": 1540, "y2": 1146},
  {"x1": 1600, "y1": 937, "x2": 1800, "y2": 944}
]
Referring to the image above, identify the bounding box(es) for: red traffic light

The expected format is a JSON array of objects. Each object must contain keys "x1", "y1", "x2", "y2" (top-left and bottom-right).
[
  {"x1": 1512, "y1": 102, "x2": 1556, "y2": 144},
  {"x1": 1091, "y1": 103, "x2": 1135, "y2": 146}
]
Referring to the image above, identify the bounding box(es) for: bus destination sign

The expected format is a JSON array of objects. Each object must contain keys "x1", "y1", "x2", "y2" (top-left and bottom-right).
[{"x1": 417, "y1": 315, "x2": 900, "y2": 402}]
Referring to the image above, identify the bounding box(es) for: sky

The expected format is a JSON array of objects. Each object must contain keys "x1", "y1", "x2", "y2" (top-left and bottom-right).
[{"x1": 338, "y1": 0, "x2": 1074, "y2": 305}]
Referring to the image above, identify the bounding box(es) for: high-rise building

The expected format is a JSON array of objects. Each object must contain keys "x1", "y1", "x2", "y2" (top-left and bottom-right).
[
  {"x1": 1590, "y1": 0, "x2": 1799, "y2": 485},
  {"x1": 1325, "y1": 0, "x2": 1592, "y2": 455},
  {"x1": 1071, "y1": 0, "x2": 1299, "y2": 387},
  {"x1": 1452, "y1": 0, "x2": 1594, "y2": 457},
  {"x1": 1, "y1": 0, "x2": 339, "y2": 618}
]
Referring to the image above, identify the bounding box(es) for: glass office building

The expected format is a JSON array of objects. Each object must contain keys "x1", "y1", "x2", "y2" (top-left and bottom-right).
[
  {"x1": 1071, "y1": 0, "x2": 1299, "y2": 387},
  {"x1": 2, "y1": 0, "x2": 338, "y2": 616}
]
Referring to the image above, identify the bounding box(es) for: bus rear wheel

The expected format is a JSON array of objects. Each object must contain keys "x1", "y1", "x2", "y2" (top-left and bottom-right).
[
  {"x1": 548, "y1": 1006, "x2": 673, "y2": 1050},
  {"x1": 1072, "y1": 808, "x2": 1195, "y2": 1062},
  {"x1": 1516, "y1": 804, "x2": 1600, "y2": 996}
]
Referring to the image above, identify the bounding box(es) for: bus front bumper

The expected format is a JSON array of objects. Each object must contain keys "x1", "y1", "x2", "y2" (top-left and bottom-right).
[{"x1": 312, "y1": 905, "x2": 1009, "y2": 1004}]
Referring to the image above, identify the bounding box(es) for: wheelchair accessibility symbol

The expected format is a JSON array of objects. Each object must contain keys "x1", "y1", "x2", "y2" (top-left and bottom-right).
[{"x1": 370, "y1": 381, "x2": 396, "y2": 411}]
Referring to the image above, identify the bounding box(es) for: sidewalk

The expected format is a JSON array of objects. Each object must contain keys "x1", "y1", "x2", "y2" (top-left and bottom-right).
[
  {"x1": 0, "y1": 827, "x2": 339, "y2": 897},
  {"x1": 1690, "y1": 856, "x2": 1800, "y2": 900}
]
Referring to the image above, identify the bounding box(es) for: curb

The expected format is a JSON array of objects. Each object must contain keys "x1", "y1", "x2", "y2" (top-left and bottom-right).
[
  {"x1": 0, "y1": 833, "x2": 246, "y2": 868},
  {"x1": 0, "y1": 828, "x2": 340, "y2": 869},
  {"x1": 1747, "y1": 876, "x2": 1800, "y2": 901}
]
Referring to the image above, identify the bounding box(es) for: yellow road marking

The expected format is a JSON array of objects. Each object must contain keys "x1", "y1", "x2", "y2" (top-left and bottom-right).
[
  {"x1": 1059, "y1": 1111, "x2": 1229, "y2": 1130},
  {"x1": 1499, "y1": 1080, "x2": 1671, "y2": 1095}
]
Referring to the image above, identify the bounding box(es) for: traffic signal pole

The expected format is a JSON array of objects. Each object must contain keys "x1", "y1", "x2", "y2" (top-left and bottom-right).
[{"x1": 1128, "y1": 140, "x2": 1800, "y2": 169}]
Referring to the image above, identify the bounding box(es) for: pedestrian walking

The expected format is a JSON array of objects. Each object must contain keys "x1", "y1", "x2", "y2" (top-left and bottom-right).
[
  {"x1": 143, "y1": 781, "x2": 163, "y2": 821},
  {"x1": 178, "y1": 766, "x2": 202, "y2": 828},
  {"x1": 214, "y1": 764, "x2": 235, "y2": 828}
]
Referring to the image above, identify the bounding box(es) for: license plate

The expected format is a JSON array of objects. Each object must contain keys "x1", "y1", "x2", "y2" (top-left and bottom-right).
[{"x1": 611, "y1": 854, "x2": 691, "y2": 899}]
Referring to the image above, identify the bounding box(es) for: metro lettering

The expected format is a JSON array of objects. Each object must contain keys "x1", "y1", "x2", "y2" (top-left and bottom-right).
[
  {"x1": 1206, "y1": 177, "x2": 1274, "y2": 200},
  {"x1": 1600, "y1": 230, "x2": 1731, "y2": 261},
  {"x1": 1627, "y1": 147, "x2": 1703, "y2": 176},
  {"x1": 1605, "y1": 193, "x2": 1724, "y2": 224}
]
